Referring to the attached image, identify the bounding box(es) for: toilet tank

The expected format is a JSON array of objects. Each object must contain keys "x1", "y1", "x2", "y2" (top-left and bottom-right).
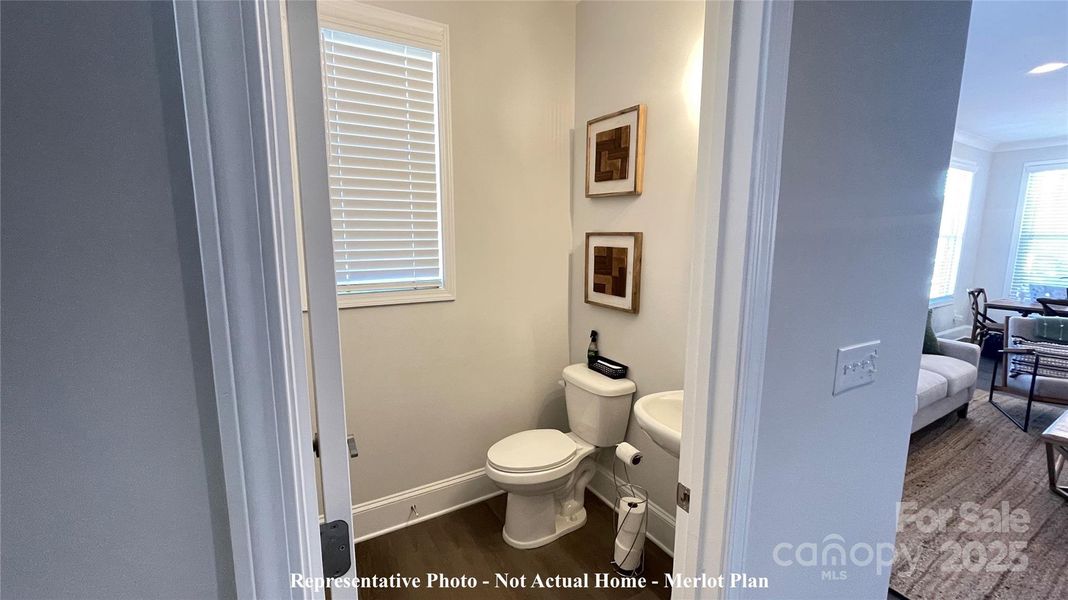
[{"x1": 561, "y1": 363, "x2": 636, "y2": 446}]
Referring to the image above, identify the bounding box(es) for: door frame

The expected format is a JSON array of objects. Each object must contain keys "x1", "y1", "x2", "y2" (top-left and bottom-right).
[
  {"x1": 673, "y1": 1, "x2": 792, "y2": 598},
  {"x1": 174, "y1": 0, "x2": 794, "y2": 597},
  {"x1": 173, "y1": 0, "x2": 325, "y2": 597},
  {"x1": 285, "y1": 0, "x2": 360, "y2": 595}
]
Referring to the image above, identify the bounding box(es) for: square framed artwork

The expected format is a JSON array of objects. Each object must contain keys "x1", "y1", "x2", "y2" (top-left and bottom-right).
[
  {"x1": 585, "y1": 232, "x2": 643, "y2": 313},
  {"x1": 585, "y1": 105, "x2": 647, "y2": 197}
]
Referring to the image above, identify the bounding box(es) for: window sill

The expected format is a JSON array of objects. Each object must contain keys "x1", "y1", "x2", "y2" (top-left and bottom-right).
[
  {"x1": 337, "y1": 287, "x2": 455, "y2": 309},
  {"x1": 928, "y1": 297, "x2": 955, "y2": 309}
]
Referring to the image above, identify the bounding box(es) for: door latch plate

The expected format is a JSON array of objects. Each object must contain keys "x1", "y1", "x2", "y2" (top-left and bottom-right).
[
  {"x1": 677, "y1": 482, "x2": 690, "y2": 512},
  {"x1": 319, "y1": 519, "x2": 352, "y2": 578}
]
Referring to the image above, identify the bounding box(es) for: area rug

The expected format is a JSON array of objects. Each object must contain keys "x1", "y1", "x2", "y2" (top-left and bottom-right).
[{"x1": 890, "y1": 391, "x2": 1068, "y2": 599}]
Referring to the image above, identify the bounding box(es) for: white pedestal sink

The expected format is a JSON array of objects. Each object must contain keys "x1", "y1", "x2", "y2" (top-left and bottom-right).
[{"x1": 633, "y1": 390, "x2": 683, "y2": 458}]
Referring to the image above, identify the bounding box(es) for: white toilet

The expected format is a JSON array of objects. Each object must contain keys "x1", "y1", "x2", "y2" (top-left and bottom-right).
[{"x1": 485, "y1": 363, "x2": 635, "y2": 549}]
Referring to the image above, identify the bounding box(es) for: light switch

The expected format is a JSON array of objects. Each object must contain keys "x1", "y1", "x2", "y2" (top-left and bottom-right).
[{"x1": 833, "y1": 341, "x2": 880, "y2": 395}]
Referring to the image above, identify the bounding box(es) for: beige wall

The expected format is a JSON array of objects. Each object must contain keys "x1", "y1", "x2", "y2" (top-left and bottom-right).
[
  {"x1": 340, "y1": 1, "x2": 576, "y2": 504},
  {"x1": 570, "y1": 0, "x2": 705, "y2": 512},
  {"x1": 329, "y1": 0, "x2": 704, "y2": 516}
]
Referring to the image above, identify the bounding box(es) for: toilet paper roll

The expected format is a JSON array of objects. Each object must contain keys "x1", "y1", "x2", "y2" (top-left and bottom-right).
[
  {"x1": 615, "y1": 442, "x2": 642, "y2": 465},
  {"x1": 615, "y1": 536, "x2": 645, "y2": 571},
  {"x1": 616, "y1": 497, "x2": 647, "y2": 536},
  {"x1": 615, "y1": 504, "x2": 646, "y2": 570}
]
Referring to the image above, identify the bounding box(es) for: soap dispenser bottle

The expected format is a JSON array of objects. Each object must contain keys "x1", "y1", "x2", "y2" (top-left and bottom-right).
[{"x1": 587, "y1": 330, "x2": 599, "y2": 365}]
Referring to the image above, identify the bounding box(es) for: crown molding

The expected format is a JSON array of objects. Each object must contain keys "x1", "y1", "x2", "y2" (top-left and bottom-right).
[
  {"x1": 953, "y1": 129, "x2": 998, "y2": 151},
  {"x1": 994, "y1": 136, "x2": 1068, "y2": 153},
  {"x1": 954, "y1": 129, "x2": 1068, "y2": 154}
]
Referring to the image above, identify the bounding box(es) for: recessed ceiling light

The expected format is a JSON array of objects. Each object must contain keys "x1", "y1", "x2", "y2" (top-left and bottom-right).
[{"x1": 1028, "y1": 62, "x2": 1068, "y2": 75}]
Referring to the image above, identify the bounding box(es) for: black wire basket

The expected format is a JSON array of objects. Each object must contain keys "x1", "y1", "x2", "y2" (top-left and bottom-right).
[{"x1": 588, "y1": 356, "x2": 629, "y2": 379}]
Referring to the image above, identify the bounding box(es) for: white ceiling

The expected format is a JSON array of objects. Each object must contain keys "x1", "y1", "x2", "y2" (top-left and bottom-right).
[{"x1": 955, "y1": 0, "x2": 1068, "y2": 145}]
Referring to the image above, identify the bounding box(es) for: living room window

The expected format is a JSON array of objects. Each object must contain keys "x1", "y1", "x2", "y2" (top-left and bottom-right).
[
  {"x1": 1008, "y1": 162, "x2": 1068, "y2": 299},
  {"x1": 929, "y1": 164, "x2": 975, "y2": 304},
  {"x1": 316, "y1": 4, "x2": 455, "y2": 308}
]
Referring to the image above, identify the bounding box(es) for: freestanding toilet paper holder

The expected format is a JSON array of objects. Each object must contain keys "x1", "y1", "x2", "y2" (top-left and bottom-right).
[
  {"x1": 612, "y1": 482, "x2": 648, "y2": 575},
  {"x1": 611, "y1": 442, "x2": 648, "y2": 575}
]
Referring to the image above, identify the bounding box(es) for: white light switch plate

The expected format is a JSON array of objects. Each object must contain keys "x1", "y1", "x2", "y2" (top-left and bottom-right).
[{"x1": 833, "y1": 340, "x2": 880, "y2": 395}]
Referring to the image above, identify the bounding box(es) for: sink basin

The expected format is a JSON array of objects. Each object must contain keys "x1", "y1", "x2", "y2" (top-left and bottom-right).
[{"x1": 633, "y1": 390, "x2": 683, "y2": 458}]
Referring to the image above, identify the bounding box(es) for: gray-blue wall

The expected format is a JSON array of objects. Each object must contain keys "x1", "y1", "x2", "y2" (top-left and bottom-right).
[
  {"x1": 2, "y1": 2, "x2": 234, "y2": 597},
  {"x1": 740, "y1": 1, "x2": 971, "y2": 597}
]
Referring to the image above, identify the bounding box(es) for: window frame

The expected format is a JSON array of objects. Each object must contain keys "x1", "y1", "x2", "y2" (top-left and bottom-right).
[
  {"x1": 928, "y1": 158, "x2": 976, "y2": 307},
  {"x1": 1004, "y1": 159, "x2": 1068, "y2": 299},
  {"x1": 316, "y1": 2, "x2": 456, "y2": 309}
]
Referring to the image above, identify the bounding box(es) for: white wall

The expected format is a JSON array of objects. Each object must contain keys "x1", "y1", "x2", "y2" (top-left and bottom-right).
[
  {"x1": 341, "y1": 1, "x2": 576, "y2": 505},
  {"x1": 970, "y1": 143, "x2": 1068, "y2": 299},
  {"x1": 570, "y1": 0, "x2": 704, "y2": 514},
  {"x1": 0, "y1": 1, "x2": 233, "y2": 597},
  {"x1": 738, "y1": 2, "x2": 970, "y2": 597},
  {"x1": 930, "y1": 140, "x2": 992, "y2": 334},
  {"x1": 931, "y1": 141, "x2": 1068, "y2": 335}
]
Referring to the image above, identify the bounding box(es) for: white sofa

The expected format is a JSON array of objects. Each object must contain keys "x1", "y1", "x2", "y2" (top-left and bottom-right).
[{"x1": 912, "y1": 338, "x2": 981, "y2": 432}]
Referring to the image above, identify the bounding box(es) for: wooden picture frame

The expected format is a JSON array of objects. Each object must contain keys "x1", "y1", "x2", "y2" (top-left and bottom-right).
[
  {"x1": 585, "y1": 105, "x2": 647, "y2": 197},
  {"x1": 584, "y1": 232, "x2": 643, "y2": 313}
]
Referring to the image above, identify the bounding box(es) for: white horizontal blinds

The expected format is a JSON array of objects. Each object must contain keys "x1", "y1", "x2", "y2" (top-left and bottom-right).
[
  {"x1": 319, "y1": 28, "x2": 444, "y2": 295},
  {"x1": 929, "y1": 167, "x2": 974, "y2": 301},
  {"x1": 1009, "y1": 165, "x2": 1068, "y2": 299}
]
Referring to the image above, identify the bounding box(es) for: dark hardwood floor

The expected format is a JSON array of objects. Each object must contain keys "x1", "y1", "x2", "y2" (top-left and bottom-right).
[{"x1": 353, "y1": 491, "x2": 673, "y2": 599}]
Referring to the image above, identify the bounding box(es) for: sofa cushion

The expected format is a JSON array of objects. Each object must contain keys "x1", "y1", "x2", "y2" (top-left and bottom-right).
[
  {"x1": 916, "y1": 369, "x2": 948, "y2": 411},
  {"x1": 920, "y1": 354, "x2": 977, "y2": 396},
  {"x1": 1006, "y1": 372, "x2": 1068, "y2": 399}
]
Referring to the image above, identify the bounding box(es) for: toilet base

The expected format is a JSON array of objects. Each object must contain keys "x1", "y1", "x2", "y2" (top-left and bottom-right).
[
  {"x1": 490, "y1": 439, "x2": 599, "y2": 550},
  {"x1": 503, "y1": 506, "x2": 587, "y2": 549}
]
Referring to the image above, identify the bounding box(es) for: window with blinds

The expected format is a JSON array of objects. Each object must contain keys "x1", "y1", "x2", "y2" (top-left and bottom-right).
[
  {"x1": 1008, "y1": 164, "x2": 1068, "y2": 299},
  {"x1": 318, "y1": 26, "x2": 450, "y2": 305},
  {"x1": 929, "y1": 166, "x2": 974, "y2": 303}
]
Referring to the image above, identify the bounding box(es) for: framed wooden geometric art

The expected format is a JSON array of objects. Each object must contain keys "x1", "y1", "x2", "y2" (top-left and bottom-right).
[
  {"x1": 585, "y1": 232, "x2": 643, "y2": 313},
  {"x1": 585, "y1": 105, "x2": 647, "y2": 197}
]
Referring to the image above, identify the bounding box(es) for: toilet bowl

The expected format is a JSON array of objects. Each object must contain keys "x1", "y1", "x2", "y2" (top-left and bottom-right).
[
  {"x1": 485, "y1": 430, "x2": 598, "y2": 549},
  {"x1": 485, "y1": 364, "x2": 635, "y2": 549}
]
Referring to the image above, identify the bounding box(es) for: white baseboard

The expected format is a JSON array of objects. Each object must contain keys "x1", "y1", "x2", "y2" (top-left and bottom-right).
[
  {"x1": 937, "y1": 324, "x2": 971, "y2": 341},
  {"x1": 343, "y1": 464, "x2": 677, "y2": 555},
  {"x1": 350, "y1": 468, "x2": 502, "y2": 543},
  {"x1": 587, "y1": 465, "x2": 676, "y2": 558}
]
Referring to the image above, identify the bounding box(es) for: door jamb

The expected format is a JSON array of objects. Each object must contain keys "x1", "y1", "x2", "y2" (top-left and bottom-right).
[
  {"x1": 673, "y1": 2, "x2": 793, "y2": 598},
  {"x1": 284, "y1": 0, "x2": 360, "y2": 592},
  {"x1": 173, "y1": 0, "x2": 324, "y2": 597}
]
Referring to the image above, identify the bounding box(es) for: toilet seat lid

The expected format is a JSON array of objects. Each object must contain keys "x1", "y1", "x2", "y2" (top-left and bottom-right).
[{"x1": 487, "y1": 429, "x2": 577, "y2": 473}]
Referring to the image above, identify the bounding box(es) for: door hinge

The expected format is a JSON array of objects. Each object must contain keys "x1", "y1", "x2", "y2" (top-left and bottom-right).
[
  {"x1": 319, "y1": 519, "x2": 352, "y2": 578},
  {"x1": 677, "y1": 482, "x2": 690, "y2": 512},
  {"x1": 312, "y1": 433, "x2": 358, "y2": 459}
]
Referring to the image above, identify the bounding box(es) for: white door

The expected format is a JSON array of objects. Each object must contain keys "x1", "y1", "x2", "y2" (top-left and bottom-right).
[{"x1": 285, "y1": 0, "x2": 359, "y2": 596}]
